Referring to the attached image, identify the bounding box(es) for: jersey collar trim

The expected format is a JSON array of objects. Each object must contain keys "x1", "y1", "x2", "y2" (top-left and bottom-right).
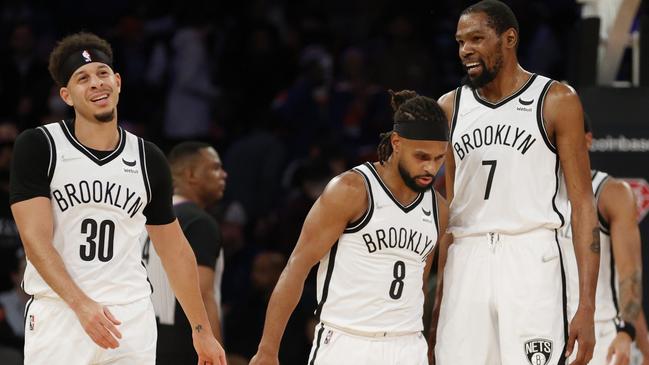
[
  {"x1": 59, "y1": 120, "x2": 126, "y2": 166},
  {"x1": 471, "y1": 74, "x2": 538, "y2": 109},
  {"x1": 364, "y1": 162, "x2": 424, "y2": 213}
]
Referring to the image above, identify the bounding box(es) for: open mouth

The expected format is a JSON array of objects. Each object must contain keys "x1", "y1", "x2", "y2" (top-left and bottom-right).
[
  {"x1": 90, "y1": 94, "x2": 110, "y2": 106},
  {"x1": 464, "y1": 62, "x2": 482, "y2": 75}
]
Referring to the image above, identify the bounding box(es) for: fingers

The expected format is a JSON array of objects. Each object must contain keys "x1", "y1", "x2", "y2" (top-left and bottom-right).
[
  {"x1": 104, "y1": 307, "x2": 122, "y2": 325},
  {"x1": 607, "y1": 345, "x2": 614, "y2": 363},
  {"x1": 565, "y1": 328, "x2": 577, "y2": 358},
  {"x1": 219, "y1": 349, "x2": 227, "y2": 365},
  {"x1": 87, "y1": 324, "x2": 120, "y2": 349}
]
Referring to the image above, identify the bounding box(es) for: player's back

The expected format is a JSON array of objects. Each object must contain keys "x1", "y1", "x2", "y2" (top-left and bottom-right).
[
  {"x1": 448, "y1": 74, "x2": 566, "y2": 237},
  {"x1": 315, "y1": 162, "x2": 439, "y2": 333}
]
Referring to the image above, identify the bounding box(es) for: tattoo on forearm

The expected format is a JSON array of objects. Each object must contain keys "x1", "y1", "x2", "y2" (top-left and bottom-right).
[
  {"x1": 620, "y1": 270, "x2": 643, "y2": 322},
  {"x1": 194, "y1": 324, "x2": 203, "y2": 333},
  {"x1": 590, "y1": 228, "x2": 601, "y2": 253}
]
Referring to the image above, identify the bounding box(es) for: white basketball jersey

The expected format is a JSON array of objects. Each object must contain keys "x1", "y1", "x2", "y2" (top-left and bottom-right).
[
  {"x1": 561, "y1": 170, "x2": 617, "y2": 321},
  {"x1": 315, "y1": 162, "x2": 439, "y2": 333},
  {"x1": 448, "y1": 74, "x2": 566, "y2": 237},
  {"x1": 23, "y1": 121, "x2": 152, "y2": 305}
]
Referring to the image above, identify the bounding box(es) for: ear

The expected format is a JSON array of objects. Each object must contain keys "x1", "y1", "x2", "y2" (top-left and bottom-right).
[
  {"x1": 504, "y1": 28, "x2": 517, "y2": 49},
  {"x1": 59, "y1": 87, "x2": 74, "y2": 106},
  {"x1": 114, "y1": 72, "x2": 121, "y2": 93},
  {"x1": 390, "y1": 132, "x2": 401, "y2": 154}
]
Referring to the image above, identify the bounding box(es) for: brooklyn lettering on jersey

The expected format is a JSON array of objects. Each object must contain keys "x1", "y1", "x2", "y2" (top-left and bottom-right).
[
  {"x1": 362, "y1": 227, "x2": 435, "y2": 261},
  {"x1": 52, "y1": 180, "x2": 144, "y2": 217},
  {"x1": 454, "y1": 123, "x2": 536, "y2": 161}
]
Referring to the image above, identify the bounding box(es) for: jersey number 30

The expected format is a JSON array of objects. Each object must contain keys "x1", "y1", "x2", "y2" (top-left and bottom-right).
[{"x1": 80, "y1": 218, "x2": 115, "y2": 262}]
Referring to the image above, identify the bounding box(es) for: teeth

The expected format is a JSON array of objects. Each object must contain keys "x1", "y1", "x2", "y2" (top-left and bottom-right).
[{"x1": 91, "y1": 94, "x2": 108, "y2": 102}]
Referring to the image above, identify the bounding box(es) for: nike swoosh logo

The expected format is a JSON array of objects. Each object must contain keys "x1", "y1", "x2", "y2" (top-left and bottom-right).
[
  {"x1": 122, "y1": 158, "x2": 136, "y2": 167},
  {"x1": 422, "y1": 207, "x2": 431, "y2": 216},
  {"x1": 519, "y1": 97, "x2": 534, "y2": 106}
]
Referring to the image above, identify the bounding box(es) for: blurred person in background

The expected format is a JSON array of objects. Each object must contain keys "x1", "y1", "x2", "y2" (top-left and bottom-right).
[{"x1": 142, "y1": 141, "x2": 227, "y2": 365}]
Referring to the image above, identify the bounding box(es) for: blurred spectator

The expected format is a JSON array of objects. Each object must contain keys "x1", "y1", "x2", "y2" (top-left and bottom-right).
[
  {"x1": 163, "y1": 19, "x2": 219, "y2": 149},
  {"x1": 225, "y1": 251, "x2": 314, "y2": 365},
  {"x1": 0, "y1": 23, "x2": 51, "y2": 130},
  {"x1": 0, "y1": 248, "x2": 28, "y2": 347}
]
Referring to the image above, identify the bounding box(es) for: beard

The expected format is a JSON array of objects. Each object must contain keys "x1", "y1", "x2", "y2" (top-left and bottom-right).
[
  {"x1": 462, "y1": 52, "x2": 503, "y2": 90},
  {"x1": 398, "y1": 162, "x2": 434, "y2": 193},
  {"x1": 94, "y1": 109, "x2": 115, "y2": 123}
]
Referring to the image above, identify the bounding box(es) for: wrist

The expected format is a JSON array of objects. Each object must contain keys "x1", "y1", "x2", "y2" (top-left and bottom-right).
[
  {"x1": 257, "y1": 342, "x2": 280, "y2": 357},
  {"x1": 615, "y1": 318, "x2": 636, "y2": 341}
]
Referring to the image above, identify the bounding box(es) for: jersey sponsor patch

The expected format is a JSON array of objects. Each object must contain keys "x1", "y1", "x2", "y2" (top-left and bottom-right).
[{"x1": 524, "y1": 338, "x2": 552, "y2": 365}]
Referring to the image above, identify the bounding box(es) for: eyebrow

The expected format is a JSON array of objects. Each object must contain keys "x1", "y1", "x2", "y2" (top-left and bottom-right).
[{"x1": 72, "y1": 64, "x2": 109, "y2": 78}]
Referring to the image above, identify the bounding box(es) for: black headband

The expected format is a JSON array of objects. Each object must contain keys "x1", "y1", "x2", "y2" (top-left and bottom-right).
[
  {"x1": 60, "y1": 49, "x2": 113, "y2": 85},
  {"x1": 393, "y1": 121, "x2": 449, "y2": 141}
]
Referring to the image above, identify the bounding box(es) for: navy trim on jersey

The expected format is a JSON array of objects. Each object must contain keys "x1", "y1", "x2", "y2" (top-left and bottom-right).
[
  {"x1": 536, "y1": 79, "x2": 557, "y2": 153},
  {"x1": 344, "y1": 168, "x2": 374, "y2": 234},
  {"x1": 552, "y1": 156, "x2": 565, "y2": 227},
  {"x1": 471, "y1": 74, "x2": 538, "y2": 109},
  {"x1": 432, "y1": 190, "x2": 440, "y2": 237},
  {"x1": 309, "y1": 323, "x2": 326, "y2": 365},
  {"x1": 59, "y1": 120, "x2": 127, "y2": 166},
  {"x1": 593, "y1": 172, "x2": 611, "y2": 233},
  {"x1": 315, "y1": 242, "x2": 339, "y2": 321},
  {"x1": 555, "y1": 229, "x2": 569, "y2": 365},
  {"x1": 138, "y1": 138, "x2": 152, "y2": 204},
  {"x1": 38, "y1": 126, "x2": 57, "y2": 182},
  {"x1": 449, "y1": 86, "x2": 462, "y2": 141},
  {"x1": 364, "y1": 162, "x2": 424, "y2": 213},
  {"x1": 23, "y1": 295, "x2": 34, "y2": 331},
  {"x1": 609, "y1": 233, "x2": 619, "y2": 313}
]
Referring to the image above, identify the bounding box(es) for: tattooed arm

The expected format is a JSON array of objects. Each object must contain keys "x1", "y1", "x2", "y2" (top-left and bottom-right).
[
  {"x1": 545, "y1": 83, "x2": 598, "y2": 364},
  {"x1": 599, "y1": 178, "x2": 643, "y2": 364}
]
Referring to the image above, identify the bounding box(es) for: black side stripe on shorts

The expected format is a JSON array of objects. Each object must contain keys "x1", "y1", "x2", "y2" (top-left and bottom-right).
[
  {"x1": 314, "y1": 242, "x2": 339, "y2": 321},
  {"x1": 555, "y1": 229, "x2": 568, "y2": 365},
  {"x1": 309, "y1": 323, "x2": 326, "y2": 365},
  {"x1": 23, "y1": 295, "x2": 34, "y2": 331}
]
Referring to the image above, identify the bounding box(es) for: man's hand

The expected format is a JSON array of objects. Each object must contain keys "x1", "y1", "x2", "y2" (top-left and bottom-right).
[
  {"x1": 566, "y1": 306, "x2": 595, "y2": 365},
  {"x1": 606, "y1": 332, "x2": 632, "y2": 365},
  {"x1": 192, "y1": 329, "x2": 227, "y2": 365},
  {"x1": 72, "y1": 298, "x2": 122, "y2": 349},
  {"x1": 249, "y1": 350, "x2": 279, "y2": 365}
]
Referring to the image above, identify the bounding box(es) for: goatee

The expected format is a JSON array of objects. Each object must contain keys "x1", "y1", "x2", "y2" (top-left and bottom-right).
[{"x1": 94, "y1": 109, "x2": 115, "y2": 123}]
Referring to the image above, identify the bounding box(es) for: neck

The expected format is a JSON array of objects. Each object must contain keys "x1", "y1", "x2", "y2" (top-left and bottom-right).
[
  {"x1": 375, "y1": 160, "x2": 419, "y2": 205},
  {"x1": 477, "y1": 62, "x2": 530, "y2": 103},
  {"x1": 73, "y1": 112, "x2": 120, "y2": 151},
  {"x1": 173, "y1": 189, "x2": 204, "y2": 209}
]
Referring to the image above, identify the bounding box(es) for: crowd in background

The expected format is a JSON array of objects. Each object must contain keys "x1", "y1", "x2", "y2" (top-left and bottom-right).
[{"x1": 0, "y1": 0, "x2": 645, "y2": 363}]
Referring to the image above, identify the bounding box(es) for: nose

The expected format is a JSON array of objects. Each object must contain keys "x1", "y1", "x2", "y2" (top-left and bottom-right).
[
  {"x1": 89, "y1": 73, "x2": 104, "y2": 88},
  {"x1": 459, "y1": 42, "x2": 473, "y2": 60}
]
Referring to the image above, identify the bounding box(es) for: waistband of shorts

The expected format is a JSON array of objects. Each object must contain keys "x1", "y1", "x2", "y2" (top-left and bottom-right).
[
  {"x1": 453, "y1": 228, "x2": 557, "y2": 243},
  {"x1": 320, "y1": 321, "x2": 420, "y2": 338}
]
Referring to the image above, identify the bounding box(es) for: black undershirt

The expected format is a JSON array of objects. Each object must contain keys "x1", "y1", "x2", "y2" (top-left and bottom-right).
[{"x1": 9, "y1": 119, "x2": 175, "y2": 224}]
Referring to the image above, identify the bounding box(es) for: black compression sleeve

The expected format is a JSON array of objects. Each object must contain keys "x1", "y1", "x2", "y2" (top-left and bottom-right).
[
  {"x1": 142, "y1": 141, "x2": 175, "y2": 225},
  {"x1": 9, "y1": 129, "x2": 52, "y2": 204}
]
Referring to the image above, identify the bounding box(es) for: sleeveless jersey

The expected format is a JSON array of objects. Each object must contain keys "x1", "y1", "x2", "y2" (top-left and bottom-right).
[
  {"x1": 23, "y1": 121, "x2": 152, "y2": 305},
  {"x1": 448, "y1": 74, "x2": 566, "y2": 237},
  {"x1": 561, "y1": 170, "x2": 617, "y2": 321},
  {"x1": 315, "y1": 162, "x2": 439, "y2": 333}
]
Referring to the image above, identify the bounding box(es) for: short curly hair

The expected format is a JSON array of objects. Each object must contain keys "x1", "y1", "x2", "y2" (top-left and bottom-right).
[{"x1": 48, "y1": 32, "x2": 113, "y2": 87}]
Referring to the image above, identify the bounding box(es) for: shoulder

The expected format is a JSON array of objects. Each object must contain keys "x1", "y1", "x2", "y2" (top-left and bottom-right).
[
  {"x1": 176, "y1": 202, "x2": 219, "y2": 228},
  {"x1": 15, "y1": 127, "x2": 49, "y2": 147},
  {"x1": 600, "y1": 176, "x2": 635, "y2": 203},
  {"x1": 543, "y1": 81, "x2": 581, "y2": 109},
  {"x1": 323, "y1": 169, "x2": 367, "y2": 199},
  {"x1": 438, "y1": 89, "x2": 458, "y2": 123},
  {"x1": 140, "y1": 139, "x2": 166, "y2": 160}
]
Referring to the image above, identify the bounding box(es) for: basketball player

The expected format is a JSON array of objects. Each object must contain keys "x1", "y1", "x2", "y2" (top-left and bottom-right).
[
  {"x1": 249, "y1": 90, "x2": 449, "y2": 365},
  {"x1": 142, "y1": 141, "x2": 227, "y2": 364},
  {"x1": 9, "y1": 32, "x2": 225, "y2": 364},
  {"x1": 434, "y1": 1, "x2": 599, "y2": 364},
  {"x1": 561, "y1": 120, "x2": 649, "y2": 365}
]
